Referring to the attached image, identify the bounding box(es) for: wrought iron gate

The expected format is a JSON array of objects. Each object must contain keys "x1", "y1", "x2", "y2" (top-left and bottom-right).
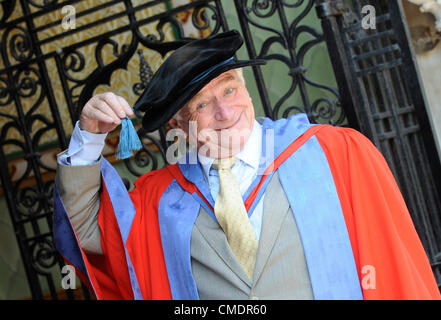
[{"x1": 0, "y1": 0, "x2": 439, "y2": 299}]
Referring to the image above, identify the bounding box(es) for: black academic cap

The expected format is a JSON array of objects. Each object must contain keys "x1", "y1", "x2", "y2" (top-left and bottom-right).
[{"x1": 133, "y1": 30, "x2": 266, "y2": 132}]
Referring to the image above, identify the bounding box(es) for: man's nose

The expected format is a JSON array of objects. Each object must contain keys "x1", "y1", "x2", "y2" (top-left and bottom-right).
[{"x1": 213, "y1": 98, "x2": 235, "y2": 121}]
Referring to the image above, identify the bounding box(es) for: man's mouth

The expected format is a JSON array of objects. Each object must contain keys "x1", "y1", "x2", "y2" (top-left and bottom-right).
[{"x1": 216, "y1": 113, "x2": 242, "y2": 131}]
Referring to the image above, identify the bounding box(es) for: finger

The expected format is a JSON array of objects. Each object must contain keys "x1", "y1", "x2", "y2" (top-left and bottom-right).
[
  {"x1": 115, "y1": 95, "x2": 134, "y2": 117},
  {"x1": 93, "y1": 99, "x2": 121, "y2": 124},
  {"x1": 83, "y1": 106, "x2": 115, "y2": 124},
  {"x1": 99, "y1": 93, "x2": 127, "y2": 119}
]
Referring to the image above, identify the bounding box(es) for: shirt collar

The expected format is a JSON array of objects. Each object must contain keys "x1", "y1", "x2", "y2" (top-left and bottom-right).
[{"x1": 198, "y1": 119, "x2": 262, "y2": 178}]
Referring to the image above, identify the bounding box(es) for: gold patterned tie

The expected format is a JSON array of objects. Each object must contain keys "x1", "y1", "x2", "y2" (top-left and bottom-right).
[{"x1": 213, "y1": 157, "x2": 258, "y2": 280}]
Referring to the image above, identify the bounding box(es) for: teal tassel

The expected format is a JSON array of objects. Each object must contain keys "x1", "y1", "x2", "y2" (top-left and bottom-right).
[{"x1": 116, "y1": 116, "x2": 143, "y2": 159}]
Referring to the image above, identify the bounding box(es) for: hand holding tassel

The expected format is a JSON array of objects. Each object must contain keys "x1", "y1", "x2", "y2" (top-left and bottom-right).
[{"x1": 78, "y1": 92, "x2": 142, "y2": 159}]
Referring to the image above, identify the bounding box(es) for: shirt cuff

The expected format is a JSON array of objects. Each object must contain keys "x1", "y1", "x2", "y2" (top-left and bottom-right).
[{"x1": 57, "y1": 121, "x2": 108, "y2": 166}]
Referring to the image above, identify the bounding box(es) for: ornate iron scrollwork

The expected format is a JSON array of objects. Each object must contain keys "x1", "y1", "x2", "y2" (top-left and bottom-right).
[
  {"x1": 133, "y1": 49, "x2": 154, "y2": 96},
  {"x1": 235, "y1": 0, "x2": 345, "y2": 125}
]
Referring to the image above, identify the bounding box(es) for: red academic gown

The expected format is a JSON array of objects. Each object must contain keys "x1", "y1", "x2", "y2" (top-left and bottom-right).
[{"x1": 56, "y1": 122, "x2": 440, "y2": 300}]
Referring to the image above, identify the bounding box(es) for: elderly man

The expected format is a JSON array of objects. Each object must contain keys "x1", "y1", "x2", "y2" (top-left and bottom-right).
[{"x1": 53, "y1": 30, "x2": 440, "y2": 300}]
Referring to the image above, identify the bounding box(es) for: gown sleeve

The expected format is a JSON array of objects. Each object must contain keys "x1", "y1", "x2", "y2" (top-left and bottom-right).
[
  {"x1": 90, "y1": 166, "x2": 173, "y2": 300},
  {"x1": 54, "y1": 159, "x2": 174, "y2": 300}
]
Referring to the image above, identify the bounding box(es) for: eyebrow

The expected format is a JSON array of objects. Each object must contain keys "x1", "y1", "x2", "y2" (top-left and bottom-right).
[{"x1": 215, "y1": 73, "x2": 235, "y2": 85}]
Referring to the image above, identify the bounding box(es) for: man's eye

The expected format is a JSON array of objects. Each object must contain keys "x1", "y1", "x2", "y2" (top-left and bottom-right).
[
  {"x1": 225, "y1": 88, "x2": 234, "y2": 95},
  {"x1": 198, "y1": 103, "x2": 207, "y2": 109}
]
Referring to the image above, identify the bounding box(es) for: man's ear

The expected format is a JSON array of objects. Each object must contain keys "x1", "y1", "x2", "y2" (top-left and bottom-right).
[{"x1": 168, "y1": 118, "x2": 180, "y2": 129}]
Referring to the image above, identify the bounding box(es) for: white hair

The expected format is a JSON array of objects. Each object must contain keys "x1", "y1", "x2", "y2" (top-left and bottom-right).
[{"x1": 172, "y1": 68, "x2": 245, "y2": 121}]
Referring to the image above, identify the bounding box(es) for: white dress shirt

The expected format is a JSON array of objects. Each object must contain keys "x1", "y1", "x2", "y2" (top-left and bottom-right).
[
  {"x1": 58, "y1": 120, "x2": 265, "y2": 240},
  {"x1": 58, "y1": 121, "x2": 107, "y2": 166}
]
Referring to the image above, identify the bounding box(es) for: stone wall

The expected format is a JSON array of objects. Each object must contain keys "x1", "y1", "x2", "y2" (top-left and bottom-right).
[{"x1": 403, "y1": 0, "x2": 441, "y2": 156}]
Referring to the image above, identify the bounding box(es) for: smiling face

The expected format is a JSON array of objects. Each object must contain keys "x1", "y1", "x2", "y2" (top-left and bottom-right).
[{"x1": 169, "y1": 68, "x2": 255, "y2": 158}]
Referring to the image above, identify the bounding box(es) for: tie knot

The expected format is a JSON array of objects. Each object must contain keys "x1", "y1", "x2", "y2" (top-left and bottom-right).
[{"x1": 212, "y1": 157, "x2": 236, "y2": 171}]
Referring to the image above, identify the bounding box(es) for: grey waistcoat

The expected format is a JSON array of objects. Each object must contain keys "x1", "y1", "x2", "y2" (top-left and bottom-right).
[{"x1": 190, "y1": 171, "x2": 314, "y2": 300}]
